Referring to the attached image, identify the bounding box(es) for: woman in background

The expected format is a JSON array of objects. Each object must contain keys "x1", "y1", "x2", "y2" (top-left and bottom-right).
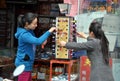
[
  {"x1": 59, "y1": 22, "x2": 114, "y2": 81},
  {"x1": 14, "y1": 12, "x2": 56, "y2": 81}
]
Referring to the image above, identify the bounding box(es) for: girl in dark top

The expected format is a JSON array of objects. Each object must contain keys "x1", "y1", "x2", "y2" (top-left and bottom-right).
[{"x1": 59, "y1": 22, "x2": 114, "y2": 81}]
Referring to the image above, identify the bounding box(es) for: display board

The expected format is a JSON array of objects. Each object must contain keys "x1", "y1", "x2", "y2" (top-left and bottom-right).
[{"x1": 55, "y1": 17, "x2": 75, "y2": 59}]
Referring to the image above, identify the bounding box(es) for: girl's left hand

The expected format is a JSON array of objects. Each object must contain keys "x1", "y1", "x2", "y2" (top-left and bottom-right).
[
  {"x1": 59, "y1": 41, "x2": 66, "y2": 47},
  {"x1": 76, "y1": 32, "x2": 87, "y2": 39}
]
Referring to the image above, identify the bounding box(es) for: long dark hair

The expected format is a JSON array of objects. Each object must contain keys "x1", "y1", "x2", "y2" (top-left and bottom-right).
[
  {"x1": 17, "y1": 12, "x2": 38, "y2": 27},
  {"x1": 89, "y1": 22, "x2": 109, "y2": 65}
]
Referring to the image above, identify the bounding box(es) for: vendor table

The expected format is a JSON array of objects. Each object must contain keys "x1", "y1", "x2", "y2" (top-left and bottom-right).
[{"x1": 49, "y1": 59, "x2": 78, "y2": 81}]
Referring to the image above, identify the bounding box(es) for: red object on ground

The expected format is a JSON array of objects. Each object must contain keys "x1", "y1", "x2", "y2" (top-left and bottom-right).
[{"x1": 80, "y1": 56, "x2": 112, "y2": 81}]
